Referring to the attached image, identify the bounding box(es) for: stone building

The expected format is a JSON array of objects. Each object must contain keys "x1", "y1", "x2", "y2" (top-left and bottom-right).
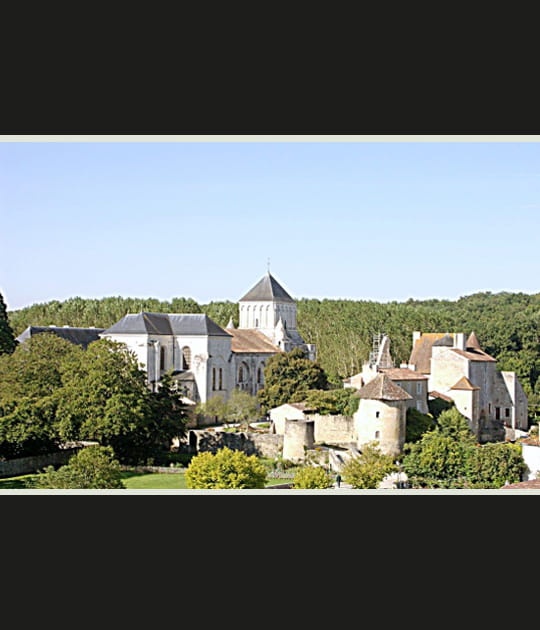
[
  {"x1": 407, "y1": 331, "x2": 528, "y2": 440},
  {"x1": 99, "y1": 272, "x2": 316, "y2": 406},
  {"x1": 343, "y1": 334, "x2": 429, "y2": 414},
  {"x1": 353, "y1": 373, "x2": 411, "y2": 457}
]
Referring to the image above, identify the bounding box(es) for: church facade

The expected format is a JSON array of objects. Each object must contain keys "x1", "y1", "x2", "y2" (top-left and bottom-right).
[{"x1": 99, "y1": 273, "x2": 315, "y2": 404}]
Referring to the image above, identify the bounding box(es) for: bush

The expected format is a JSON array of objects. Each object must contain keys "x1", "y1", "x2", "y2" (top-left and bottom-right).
[
  {"x1": 341, "y1": 442, "x2": 398, "y2": 489},
  {"x1": 32, "y1": 445, "x2": 125, "y2": 489},
  {"x1": 184, "y1": 447, "x2": 267, "y2": 489},
  {"x1": 465, "y1": 442, "x2": 526, "y2": 488},
  {"x1": 292, "y1": 466, "x2": 333, "y2": 489},
  {"x1": 405, "y1": 408, "x2": 436, "y2": 443}
]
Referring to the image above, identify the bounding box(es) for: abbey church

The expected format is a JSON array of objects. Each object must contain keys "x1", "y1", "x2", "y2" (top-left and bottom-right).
[{"x1": 98, "y1": 273, "x2": 316, "y2": 404}]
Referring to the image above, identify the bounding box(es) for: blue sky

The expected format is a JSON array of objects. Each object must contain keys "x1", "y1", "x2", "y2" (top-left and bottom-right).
[{"x1": 1, "y1": 138, "x2": 540, "y2": 312}]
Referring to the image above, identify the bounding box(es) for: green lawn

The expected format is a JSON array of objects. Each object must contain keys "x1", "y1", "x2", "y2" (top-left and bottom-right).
[{"x1": 0, "y1": 471, "x2": 293, "y2": 490}]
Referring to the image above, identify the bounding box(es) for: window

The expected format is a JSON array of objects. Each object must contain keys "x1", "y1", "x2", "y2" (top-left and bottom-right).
[
  {"x1": 219, "y1": 368, "x2": 223, "y2": 390},
  {"x1": 495, "y1": 407, "x2": 500, "y2": 420},
  {"x1": 376, "y1": 411, "x2": 380, "y2": 418},
  {"x1": 505, "y1": 408, "x2": 510, "y2": 418},
  {"x1": 375, "y1": 431, "x2": 380, "y2": 439},
  {"x1": 239, "y1": 366, "x2": 244, "y2": 382},
  {"x1": 257, "y1": 367, "x2": 262, "y2": 384},
  {"x1": 160, "y1": 346, "x2": 166, "y2": 371},
  {"x1": 416, "y1": 382, "x2": 422, "y2": 395},
  {"x1": 182, "y1": 347, "x2": 191, "y2": 370},
  {"x1": 212, "y1": 368, "x2": 216, "y2": 390},
  {"x1": 255, "y1": 318, "x2": 259, "y2": 327}
]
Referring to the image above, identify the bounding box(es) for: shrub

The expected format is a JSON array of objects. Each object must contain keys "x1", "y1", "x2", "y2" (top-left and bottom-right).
[
  {"x1": 32, "y1": 445, "x2": 125, "y2": 489},
  {"x1": 292, "y1": 466, "x2": 333, "y2": 489},
  {"x1": 405, "y1": 408, "x2": 436, "y2": 443},
  {"x1": 465, "y1": 442, "x2": 526, "y2": 488},
  {"x1": 185, "y1": 447, "x2": 267, "y2": 489},
  {"x1": 341, "y1": 442, "x2": 398, "y2": 489}
]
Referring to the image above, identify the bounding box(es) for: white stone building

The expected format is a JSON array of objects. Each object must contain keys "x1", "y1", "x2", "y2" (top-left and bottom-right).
[
  {"x1": 407, "y1": 331, "x2": 528, "y2": 440},
  {"x1": 99, "y1": 272, "x2": 316, "y2": 406}
]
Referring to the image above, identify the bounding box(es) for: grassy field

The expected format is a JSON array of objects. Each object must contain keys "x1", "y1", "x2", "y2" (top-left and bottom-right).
[{"x1": 0, "y1": 471, "x2": 293, "y2": 490}]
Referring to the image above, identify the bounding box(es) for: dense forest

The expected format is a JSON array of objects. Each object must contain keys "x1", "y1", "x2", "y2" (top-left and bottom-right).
[{"x1": 8, "y1": 291, "x2": 540, "y2": 417}]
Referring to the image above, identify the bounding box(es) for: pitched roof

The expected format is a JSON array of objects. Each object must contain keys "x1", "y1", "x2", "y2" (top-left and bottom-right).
[
  {"x1": 16, "y1": 326, "x2": 105, "y2": 349},
  {"x1": 101, "y1": 313, "x2": 230, "y2": 337},
  {"x1": 356, "y1": 373, "x2": 412, "y2": 401},
  {"x1": 450, "y1": 348, "x2": 496, "y2": 362},
  {"x1": 429, "y1": 390, "x2": 454, "y2": 403},
  {"x1": 408, "y1": 333, "x2": 450, "y2": 373},
  {"x1": 228, "y1": 329, "x2": 281, "y2": 353},
  {"x1": 466, "y1": 331, "x2": 481, "y2": 349},
  {"x1": 379, "y1": 367, "x2": 428, "y2": 381},
  {"x1": 239, "y1": 272, "x2": 295, "y2": 303},
  {"x1": 450, "y1": 376, "x2": 480, "y2": 391}
]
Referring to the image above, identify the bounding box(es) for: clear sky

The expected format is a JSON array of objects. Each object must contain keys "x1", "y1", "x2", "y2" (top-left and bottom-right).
[{"x1": 1, "y1": 138, "x2": 539, "y2": 312}]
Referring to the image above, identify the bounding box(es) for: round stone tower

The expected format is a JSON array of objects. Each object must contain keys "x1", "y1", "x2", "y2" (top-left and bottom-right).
[
  {"x1": 353, "y1": 373, "x2": 412, "y2": 457},
  {"x1": 282, "y1": 418, "x2": 315, "y2": 461}
]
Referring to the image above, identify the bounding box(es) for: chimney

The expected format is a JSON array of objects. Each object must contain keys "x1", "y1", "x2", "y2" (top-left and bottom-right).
[
  {"x1": 454, "y1": 333, "x2": 466, "y2": 350},
  {"x1": 413, "y1": 331, "x2": 421, "y2": 345}
]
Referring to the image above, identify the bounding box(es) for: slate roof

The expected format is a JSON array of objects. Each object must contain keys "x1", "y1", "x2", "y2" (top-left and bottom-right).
[
  {"x1": 16, "y1": 326, "x2": 105, "y2": 350},
  {"x1": 450, "y1": 376, "x2": 480, "y2": 391},
  {"x1": 101, "y1": 312, "x2": 230, "y2": 337},
  {"x1": 356, "y1": 373, "x2": 412, "y2": 401},
  {"x1": 379, "y1": 367, "x2": 428, "y2": 381},
  {"x1": 239, "y1": 272, "x2": 295, "y2": 303},
  {"x1": 227, "y1": 329, "x2": 281, "y2": 353}
]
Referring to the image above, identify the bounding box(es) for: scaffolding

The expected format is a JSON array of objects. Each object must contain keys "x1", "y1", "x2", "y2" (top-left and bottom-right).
[{"x1": 368, "y1": 332, "x2": 393, "y2": 369}]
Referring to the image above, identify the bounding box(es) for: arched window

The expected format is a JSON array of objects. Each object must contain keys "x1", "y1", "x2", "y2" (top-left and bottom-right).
[
  {"x1": 239, "y1": 366, "x2": 244, "y2": 382},
  {"x1": 160, "y1": 346, "x2": 166, "y2": 370},
  {"x1": 182, "y1": 346, "x2": 191, "y2": 370},
  {"x1": 257, "y1": 367, "x2": 263, "y2": 384},
  {"x1": 212, "y1": 367, "x2": 217, "y2": 390},
  {"x1": 238, "y1": 363, "x2": 249, "y2": 384},
  {"x1": 219, "y1": 368, "x2": 223, "y2": 390}
]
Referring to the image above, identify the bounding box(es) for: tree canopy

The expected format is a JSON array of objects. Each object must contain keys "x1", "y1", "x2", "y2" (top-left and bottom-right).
[
  {"x1": 0, "y1": 335, "x2": 189, "y2": 463},
  {"x1": 340, "y1": 442, "x2": 398, "y2": 489},
  {"x1": 257, "y1": 347, "x2": 329, "y2": 412},
  {"x1": 0, "y1": 291, "x2": 16, "y2": 356}
]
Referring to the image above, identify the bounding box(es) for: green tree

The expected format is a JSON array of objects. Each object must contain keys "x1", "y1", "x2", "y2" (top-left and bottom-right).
[
  {"x1": 465, "y1": 442, "x2": 526, "y2": 488},
  {"x1": 33, "y1": 445, "x2": 125, "y2": 489},
  {"x1": 0, "y1": 292, "x2": 16, "y2": 355},
  {"x1": 0, "y1": 333, "x2": 82, "y2": 404},
  {"x1": 405, "y1": 407, "x2": 436, "y2": 443},
  {"x1": 257, "y1": 347, "x2": 329, "y2": 412},
  {"x1": 185, "y1": 447, "x2": 267, "y2": 489},
  {"x1": 292, "y1": 466, "x2": 333, "y2": 489},
  {"x1": 340, "y1": 442, "x2": 398, "y2": 489},
  {"x1": 55, "y1": 339, "x2": 188, "y2": 463},
  {"x1": 195, "y1": 389, "x2": 259, "y2": 429},
  {"x1": 435, "y1": 407, "x2": 476, "y2": 444},
  {"x1": 301, "y1": 388, "x2": 360, "y2": 416}
]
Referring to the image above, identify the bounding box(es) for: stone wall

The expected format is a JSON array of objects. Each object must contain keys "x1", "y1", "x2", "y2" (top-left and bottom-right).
[
  {"x1": 311, "y1": 414, "x2": 355, "y2": 445},
  {"x1": 0, "y1": 448, "x2": 81, "y2": 479},
  {"x1": 189, "y1": 429, "x2": 283, "y2": 458}
]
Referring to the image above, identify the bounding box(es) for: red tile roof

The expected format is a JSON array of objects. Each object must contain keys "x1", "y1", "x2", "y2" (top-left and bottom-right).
[
  {"x1": 450, "y1": 376, "x2": 480, "y2": 391},
  {"x1": 357, "y1": 374, "x2": 413, "y2": 401},
  {"x1": 450, "y1": 348, "x2": 496, "y2": 362},
  {"x1": 380, "y1": 367, "x2": 428, "y2": 381}
]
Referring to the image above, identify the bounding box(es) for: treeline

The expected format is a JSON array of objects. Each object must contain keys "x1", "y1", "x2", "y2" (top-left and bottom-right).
[{"x1": 8, "y1": 291, "x2": 540, "y2": 412}]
